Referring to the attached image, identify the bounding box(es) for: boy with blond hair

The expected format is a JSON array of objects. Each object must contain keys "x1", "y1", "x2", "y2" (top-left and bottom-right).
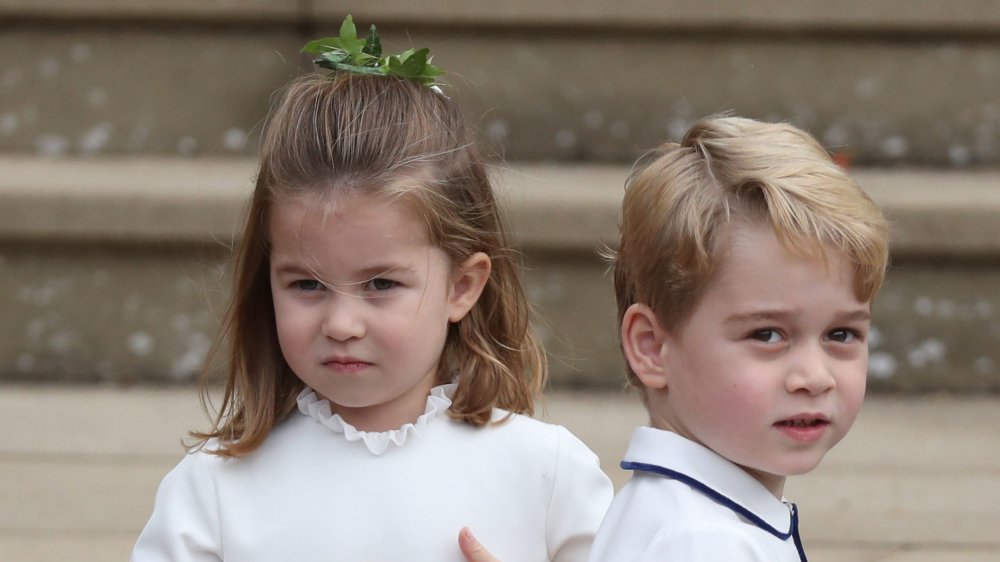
[{"x1": 589, "y1": 116, "x2": 890, "y2": 561}]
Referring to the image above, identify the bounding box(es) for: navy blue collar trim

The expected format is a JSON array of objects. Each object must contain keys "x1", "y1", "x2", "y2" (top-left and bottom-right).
[{"x1": 622, "y1": 460, "x2": 808, "y2": 562}]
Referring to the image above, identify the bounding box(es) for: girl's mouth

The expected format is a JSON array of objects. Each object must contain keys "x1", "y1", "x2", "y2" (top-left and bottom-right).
[{"x1": 324, "y1": 360, "x2": 372, "y2": 374}]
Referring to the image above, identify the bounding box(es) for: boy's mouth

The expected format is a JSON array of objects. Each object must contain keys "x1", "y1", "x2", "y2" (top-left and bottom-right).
[
  {"x1": 775, "y1": 418, "x2": 828, "y2": 428},
  {"x1": 774, "y1": 415, "x2": 830, "y2": 442}
]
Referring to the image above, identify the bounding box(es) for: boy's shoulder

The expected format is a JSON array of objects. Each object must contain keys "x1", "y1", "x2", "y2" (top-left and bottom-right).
[
  {"x1": 617, "y1": 427, "x2": 792, "y2": 525},
  {"x1": 591, "y1": 426, "x2": 802, "y2": 562}
]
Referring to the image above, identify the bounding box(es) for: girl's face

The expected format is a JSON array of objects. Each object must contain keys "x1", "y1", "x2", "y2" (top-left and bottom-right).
[{"x1": 269, "y1": 194, "x2": 485, "y2": 432}]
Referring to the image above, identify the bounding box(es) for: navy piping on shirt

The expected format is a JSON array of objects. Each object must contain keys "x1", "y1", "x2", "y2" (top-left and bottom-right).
[{"x1": 622, "y1": 461, "x2": 808, "y2": 562}]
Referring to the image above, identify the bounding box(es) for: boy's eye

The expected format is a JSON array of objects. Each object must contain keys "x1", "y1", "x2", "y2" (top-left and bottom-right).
[
  {"x1": 750, "y1": 329, "x2": 782, "y2": 344},
  {"x1": 367, "y1": 278, "x2": 398, "y2": 291},
  {"x1": 293, "y1": 279, "x2": 323, "y2": 291},
  {"x1": 827, "y1": 328, "x2": 858, "y2": 343}
]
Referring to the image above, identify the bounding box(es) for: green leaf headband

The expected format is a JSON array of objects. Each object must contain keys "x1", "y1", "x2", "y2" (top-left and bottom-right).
[{"x1": 302, "y1": 15, "x2": 445, "y2": 90}]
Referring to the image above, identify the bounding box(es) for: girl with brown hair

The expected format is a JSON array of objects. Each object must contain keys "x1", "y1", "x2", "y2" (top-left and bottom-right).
[{"x1": 132, "y1": 18, "x2": 612, "y2": 562}]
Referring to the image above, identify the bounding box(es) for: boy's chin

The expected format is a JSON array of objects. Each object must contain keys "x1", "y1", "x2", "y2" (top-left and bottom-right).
[
  {"x1": 743, "y1": 455, "x2": 827, "y2": 482},
  {"x1": 775, "y1": 455, "x2": 828, "y2": 478}
]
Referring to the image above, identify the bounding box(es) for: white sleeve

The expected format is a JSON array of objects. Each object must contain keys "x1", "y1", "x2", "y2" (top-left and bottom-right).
[
  {"x1": 546, "y1": 426, "x2": 615, "y2": 562},
  {"x1": 130, "y1": 451, "x2": 223, "y2": 562},
  {"x1": 640, "y1": 526, "x2": 773, "y2": 561}
]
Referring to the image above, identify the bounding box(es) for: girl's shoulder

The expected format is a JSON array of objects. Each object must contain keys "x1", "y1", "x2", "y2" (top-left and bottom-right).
[
  {"x1": 173, "y1": 415, "x2": 318, "y2": 472},
  {"x1": 462, "y1": 409, "x2": 601, "y2": 465},
  {"x1": 479, "y1": 408, "x2": 563, "y2": 440}
]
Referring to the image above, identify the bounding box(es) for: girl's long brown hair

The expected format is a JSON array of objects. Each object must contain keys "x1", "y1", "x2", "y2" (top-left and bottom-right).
[{"x1": 191, "y1": 74, "x2": 545, "y2": 457}]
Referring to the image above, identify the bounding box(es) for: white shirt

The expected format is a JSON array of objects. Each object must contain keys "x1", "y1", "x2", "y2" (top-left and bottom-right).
[
  {"x1": 589, "y1": 427, "x2": 807, "y2": 562},
  {"x1": 132, "y1": 384, "x2": 614, "y2": 562}
]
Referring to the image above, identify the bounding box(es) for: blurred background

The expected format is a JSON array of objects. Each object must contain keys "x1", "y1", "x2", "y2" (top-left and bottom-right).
[{"x1": 1, "y1": 1, "x2": 998, "y2": 560}]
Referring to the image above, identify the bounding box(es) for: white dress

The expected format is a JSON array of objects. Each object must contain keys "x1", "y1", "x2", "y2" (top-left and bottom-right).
[
  {"x1": 589, "y1": 427, "x2": 807, "y2": 562},
  {"x1": 132, "y1": 384, "x2": 614, "y2": 562}
]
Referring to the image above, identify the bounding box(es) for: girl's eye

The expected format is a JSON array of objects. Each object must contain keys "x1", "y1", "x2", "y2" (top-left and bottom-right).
[
  {"x1": 293, "y1": 279, "x2": 323, "y2": 291},
  {"x1": 367, "y1": 278, "x2": 398, "y2": 291},
  {"x1": 751, "y1": 329, "x2": 782, "y2": 344},
  {"x1": 828, "y1": 328, "x2": 859, "y2": 343}
]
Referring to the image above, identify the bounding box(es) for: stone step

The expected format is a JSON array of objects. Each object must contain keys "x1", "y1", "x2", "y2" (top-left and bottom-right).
[
  {"x1": 1, "y1": 156, "x2": 998, "y2": 391},
  {"x1": 1, "y1": 1, "x2": 1000, "y2": 164},
  {"x1": 3, "y1": 387, "x2": 999, "y2": 560},
  {"x1": 7, "y1": 0, "x2": 1000, "y2": 29}
]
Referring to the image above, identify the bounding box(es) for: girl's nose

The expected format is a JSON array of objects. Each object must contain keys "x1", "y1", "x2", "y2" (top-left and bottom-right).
[{"x1": 320, "y1": 295, "x2": 365, "y2": 341}]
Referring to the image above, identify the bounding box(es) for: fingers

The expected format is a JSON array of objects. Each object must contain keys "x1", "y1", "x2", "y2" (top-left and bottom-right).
[{"x1": 458, "y1": 527, "x2": 500, "y2": 562}]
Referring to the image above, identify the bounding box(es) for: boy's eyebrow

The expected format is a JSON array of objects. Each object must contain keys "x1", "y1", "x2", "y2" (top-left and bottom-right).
[
  {"x1": 834, "y1": 309, "x2": 873, "y2": 323},
  {"x1": 725, "y1": 308, "x2": 871, "y2": 324},
  {"x1": 725, "y1": 309, "x2": 796, "y2": 324}
]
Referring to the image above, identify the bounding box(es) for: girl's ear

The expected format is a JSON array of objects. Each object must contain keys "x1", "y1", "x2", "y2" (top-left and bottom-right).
[
  {"x1": 447, "y1": 252, "x2": 492, "y2": 323},
  {"x1": 621, "y1": 303, "x2": 670, "y2": 390}
]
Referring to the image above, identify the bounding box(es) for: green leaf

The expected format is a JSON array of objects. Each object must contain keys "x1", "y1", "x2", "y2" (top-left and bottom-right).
[
  {"x1": 313, "y1": 50, "x2": 349, "y2": 65},
  {"x1": 301, "y1": 38, "x2": 343, "y2": 55},
  {"x1": 304, "y1": 16, "x2": 446, "y2": 89},
  {"x1": 339, "y1": 15, "x2": 358, "y2": 43},
  {"x1": 350, "y1": 52, "x2": 379, "y2": 67},
  {"x1": 302, "y1": 15, "x2": 366, "y2": 56},
  {"x1": 331, "y1": 62, "x2": 385, "y2": 76},
  {"x1": 363, "y1": 25, "x2": 382, "y2": 58},
  {"x1": 422, "y1": 58, "x2": 445, "y2": 78},
  {"x1": 389, "y1": 48, "x2": 428, "y2": 78},
  {"x1": 384, "y1": 48, "x2": 445, "y2": 85},
  {"x1": 394, "y1": 48, "x2": 417, "y2": 64},
  {"x1": 312, "y1": 50, "x2": 352, "y2": 71}
]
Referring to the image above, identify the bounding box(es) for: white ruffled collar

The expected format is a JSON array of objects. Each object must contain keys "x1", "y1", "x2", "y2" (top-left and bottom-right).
[{"x1": 296, "y1": 383, "x2": 455, "y2": 455}]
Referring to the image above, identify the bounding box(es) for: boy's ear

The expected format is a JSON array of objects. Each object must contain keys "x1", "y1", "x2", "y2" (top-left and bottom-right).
[
  {"x1": 621, "y1": 303, "x2": 670, "y2": 390},
  {"x1": 448, "y1": 252, "x2": 492, "y2": 323}
]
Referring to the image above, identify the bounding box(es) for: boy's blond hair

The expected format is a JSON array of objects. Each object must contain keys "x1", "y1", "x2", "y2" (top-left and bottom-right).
[{"x1": 611, "y1": 116, "x2": 890, "y2": 389}]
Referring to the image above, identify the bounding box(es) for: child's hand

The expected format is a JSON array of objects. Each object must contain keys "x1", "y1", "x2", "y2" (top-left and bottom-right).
[{"x1": 458, "y1": 527, "x2": 501, "y2": 562}]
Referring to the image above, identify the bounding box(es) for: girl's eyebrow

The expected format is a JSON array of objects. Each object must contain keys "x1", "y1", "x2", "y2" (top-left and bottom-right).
[
  {"x1": 357, "y1": 264, "x2": 416, "y2": 278},
  {"x1": 272, "y1": 263, "x2": 312, "y2": 276},
  {"x1": 272, "y1": 262, "x2": 416, "y2": 279}
]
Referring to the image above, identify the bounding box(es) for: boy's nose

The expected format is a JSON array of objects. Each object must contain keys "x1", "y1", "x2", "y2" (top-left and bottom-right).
[
  {"x1": 785, "y1": 345, "x2": 837, "y2": 395},
  {"x1": 320, "y1": 296, "x2": 366, "y2": 341}
]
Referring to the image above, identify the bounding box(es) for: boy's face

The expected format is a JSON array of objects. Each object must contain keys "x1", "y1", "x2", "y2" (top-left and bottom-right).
[{"x1": 651, "y1": 223, "x2": 870, "y2": 495}]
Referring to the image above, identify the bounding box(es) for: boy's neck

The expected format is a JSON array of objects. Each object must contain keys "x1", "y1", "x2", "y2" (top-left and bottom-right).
[{"x1": 648, "y1": 416, "x2": 787, "y2": 499}]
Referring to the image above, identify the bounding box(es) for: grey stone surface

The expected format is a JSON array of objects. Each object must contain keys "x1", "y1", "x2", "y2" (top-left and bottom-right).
[
  {"x1": 522, "y1": 252, "x2": 1000, "y2": 392},
  {"x1": 6, "y1": 0, "x2": 1000, "y2": 30},
  {"x1": 0, "y1": 0, "x2": 296, "y2": 21},
  {"x1": 1, "y1": 386, "x2": 998, "y2": 560},
  {"x1": 4, "y1": 158, "x2": 999, "y2": 254},
  {"x1": 8, "y1": 239, "x2": 996, "y2": 391},
  {"x1": 331, "y1": 0, "x2": 1000, "y2": 30},
  {"x1": 1, "y1": 158, "x2": 998, "y2": 390},
  {"x1": 0, "y1": 28, "x2": 304, "y2": 158},
  {"x1": 426, "y1": 36, "x2": 1000, "y2": 166},
  {"x1": 868, "y1": 265, "x2": 1000, "y2": 392},
  {"x1": 0, "y1": 243, "x2": 229, "y2": 384},
  {"x1": 3, "y1": 7, "x2": 1000, "y2": 164},
  {"x1": 0, "y1": 157, "x2": 251, "y2": 242}
]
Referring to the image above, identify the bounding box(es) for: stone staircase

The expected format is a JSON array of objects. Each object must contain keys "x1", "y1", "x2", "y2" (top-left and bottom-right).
[{"x1": 2, "y1": 1, "x2": 999, "y2": 391}]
